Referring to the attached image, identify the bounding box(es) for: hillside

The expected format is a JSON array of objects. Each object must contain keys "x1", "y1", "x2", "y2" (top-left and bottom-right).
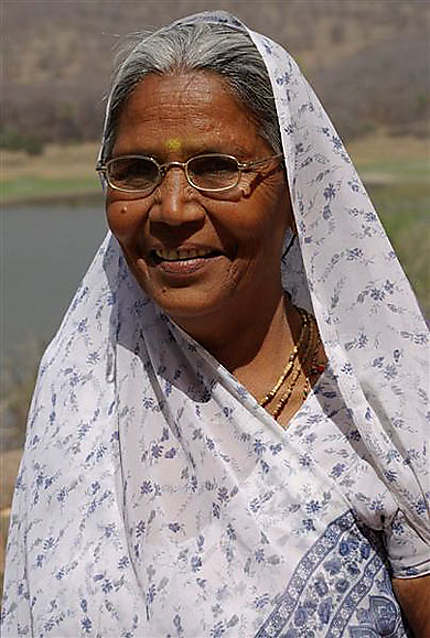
[{"x1": 1, "y1": 0, "x2": 429, "y2": 147}]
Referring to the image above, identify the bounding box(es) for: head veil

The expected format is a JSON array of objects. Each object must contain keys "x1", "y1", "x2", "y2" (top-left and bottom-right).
[{"x1": 3, "y1": 10, "x2": 429, "y2": 636}]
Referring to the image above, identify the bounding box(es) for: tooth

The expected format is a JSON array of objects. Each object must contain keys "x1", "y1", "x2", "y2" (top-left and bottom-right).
[{"x1": 155, "y1": 247, "x2": 216, "y2": 261}]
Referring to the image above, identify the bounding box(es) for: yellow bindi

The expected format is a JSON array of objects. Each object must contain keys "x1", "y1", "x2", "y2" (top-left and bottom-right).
[{"x1": 165, "y1": 138, "x2": 182, "y2": 152}]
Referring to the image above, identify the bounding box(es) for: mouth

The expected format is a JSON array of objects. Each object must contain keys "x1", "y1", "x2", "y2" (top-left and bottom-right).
[
  {"x1": 150, "y1": 246, "x2": 223, "y2": 264},
  {"x1": 148, "y1": 246, "x2": 225, "y2": 277}
]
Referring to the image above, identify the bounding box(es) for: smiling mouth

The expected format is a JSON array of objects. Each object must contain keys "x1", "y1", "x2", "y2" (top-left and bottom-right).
[{"x1": 151, "y1": 247, "x2": 222, "y2": 263}]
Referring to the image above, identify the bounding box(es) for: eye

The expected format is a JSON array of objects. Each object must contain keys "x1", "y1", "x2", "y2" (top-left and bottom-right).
[
  {"x1": 108, "y1": 157, "x2": 159, "y2": 190},
  {"x1": 188, "y1": 155, "x2": 238, "y2": 189}
]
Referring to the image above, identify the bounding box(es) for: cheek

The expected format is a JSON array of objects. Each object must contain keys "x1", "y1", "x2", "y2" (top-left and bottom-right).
[
  {"x1": 237, "y1": 190, "x2": 290, "y2": 256},
  {"x1": 106, "y1": 198, "x2": 149, "y2": 246}
]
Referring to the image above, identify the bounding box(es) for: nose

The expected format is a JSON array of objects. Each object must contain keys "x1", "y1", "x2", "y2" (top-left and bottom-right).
[{"x1": 149, "y1": 165, "x2": 205, "y2": 226}]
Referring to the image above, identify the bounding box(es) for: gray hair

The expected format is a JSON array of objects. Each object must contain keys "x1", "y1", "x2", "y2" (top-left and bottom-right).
[{"x1": 100, "y1": 21, "x2": 281, "y2": 161}]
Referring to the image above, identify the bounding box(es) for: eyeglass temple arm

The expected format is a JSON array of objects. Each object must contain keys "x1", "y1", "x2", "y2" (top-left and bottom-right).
[{"x1": 239, "y1": 153, "x2": 284, "y2": 170}]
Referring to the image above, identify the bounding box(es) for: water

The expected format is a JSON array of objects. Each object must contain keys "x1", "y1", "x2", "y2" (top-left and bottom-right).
[{"x1": 2, "y1": 199, "x2": 108, "y2": 359}]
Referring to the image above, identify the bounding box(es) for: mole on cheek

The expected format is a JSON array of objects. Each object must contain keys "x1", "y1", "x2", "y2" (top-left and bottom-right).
[{"x1": 120, "y1": 206, "x2": 128, "y2": 215}]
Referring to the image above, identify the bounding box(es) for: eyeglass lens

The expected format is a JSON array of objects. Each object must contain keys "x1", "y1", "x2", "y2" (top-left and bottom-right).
[
  {"x1": 188, "y1": 155, "x2": 238, "y2": 190},
  {"x1": 108, "y1": 157, "x2": 159, "y2": 192},
  {"x1": 107, "y1": 155, "x2": 240, "y2": 192}
]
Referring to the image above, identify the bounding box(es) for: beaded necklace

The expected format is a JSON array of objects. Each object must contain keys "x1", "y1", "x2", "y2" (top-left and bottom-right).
[{"x1": 258, "y1": 307, "x2": 325, "y2": 422}]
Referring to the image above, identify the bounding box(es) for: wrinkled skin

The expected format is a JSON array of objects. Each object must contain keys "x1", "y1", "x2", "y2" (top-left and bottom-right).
[{"x1": 106, "y1": 71, "x2": 293, "y2": 357}]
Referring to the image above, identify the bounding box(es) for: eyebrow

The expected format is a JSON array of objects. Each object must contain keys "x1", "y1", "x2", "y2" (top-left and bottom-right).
[{"x1": 112, "y1": 143, "x2": 251, "y2": 160}]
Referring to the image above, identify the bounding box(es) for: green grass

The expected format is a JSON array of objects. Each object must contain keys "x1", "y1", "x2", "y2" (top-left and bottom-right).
[
  {"x1": 357, "y1": 157, "x2": 430, "y2": 182},
  {"x1": 368, "y1": 182, "x2": 430, "y2": 317},
  {"x1": 2, "y1": 174, "x2": 99, "y2": 203}
]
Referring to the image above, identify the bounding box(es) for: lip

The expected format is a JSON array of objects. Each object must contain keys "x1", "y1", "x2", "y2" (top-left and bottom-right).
[
  {"x1": 146, "y1": 249, "x2": 225, "y2": 279},
  {"x1": 158, "y1": 255, "x2": 222, "y2": 275}
]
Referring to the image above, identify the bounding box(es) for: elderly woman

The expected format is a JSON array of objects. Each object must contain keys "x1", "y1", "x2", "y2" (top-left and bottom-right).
[{"x1": 2, "y1": 11, "x2": 429, "y2": 637}]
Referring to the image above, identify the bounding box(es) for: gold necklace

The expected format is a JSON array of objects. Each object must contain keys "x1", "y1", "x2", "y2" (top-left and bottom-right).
[
  {"x1": 258, "y1": 307, "x2": 323, "y2": 422},
  {"x1": 259, "y1": 308, "x2": 309, "y2": 409},
  {"x1": 271, "y1": 316, "x2": 317, "y2": 420}
]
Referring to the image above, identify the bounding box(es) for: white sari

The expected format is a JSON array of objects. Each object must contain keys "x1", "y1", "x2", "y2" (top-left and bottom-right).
[{"x1": 2, "y1": 11, "x2": 429, "y2": 637}]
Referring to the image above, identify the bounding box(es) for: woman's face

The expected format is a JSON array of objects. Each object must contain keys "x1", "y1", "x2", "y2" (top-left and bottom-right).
[{"x1": 106, "y1": 72, "x2": 292, "y2": 328}]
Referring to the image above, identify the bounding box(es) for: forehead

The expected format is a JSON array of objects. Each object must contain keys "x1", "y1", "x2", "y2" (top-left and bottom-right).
[{"x1": 113, "y1": 71, "x2": 262, "y2": 156}]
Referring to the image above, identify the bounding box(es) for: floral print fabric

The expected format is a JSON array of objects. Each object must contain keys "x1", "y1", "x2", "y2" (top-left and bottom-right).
[{"x1": 2, "y1": 10, "x2": 429, "y2": 637}]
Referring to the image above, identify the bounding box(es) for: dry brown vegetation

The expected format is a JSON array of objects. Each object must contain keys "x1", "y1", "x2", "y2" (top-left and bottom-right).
[{"x1": 2, "y1": 0, "x2": 429, "y2": 148}]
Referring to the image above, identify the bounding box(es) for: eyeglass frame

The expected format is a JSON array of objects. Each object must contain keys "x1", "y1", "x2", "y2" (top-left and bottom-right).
[{"x1": 96, "y1": 152, "x2": 284, "y2": 195}]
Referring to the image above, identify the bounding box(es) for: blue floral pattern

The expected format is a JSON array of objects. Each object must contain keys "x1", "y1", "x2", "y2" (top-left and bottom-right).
[
  {"x1": 2, "y1": 9, "x2": 429, "y2": 637},
  {"x1": 255, "y1": 512, "x2": 407, "y2": 637}
]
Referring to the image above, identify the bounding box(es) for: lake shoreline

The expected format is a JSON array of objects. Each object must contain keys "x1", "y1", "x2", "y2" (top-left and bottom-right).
[
  {"x1": 3, "y1": 189, "x2": 103, "y2": 208},
  {"x1": 2, "y1": 134, "x2": 428, "y2": 206}
]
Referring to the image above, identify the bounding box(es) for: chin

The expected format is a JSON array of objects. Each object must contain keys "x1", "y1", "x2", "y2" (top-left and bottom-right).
[
  {"x1": 131, "y1": 256, "x2": 240, "y2": 323},
  {"x1": 148, "y1": 288, "x2": 223, "y2": 322}
]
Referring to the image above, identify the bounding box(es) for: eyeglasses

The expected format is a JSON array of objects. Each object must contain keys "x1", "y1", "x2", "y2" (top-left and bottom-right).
[{"x1": 96, "y1": 152, "x2": 283, "y2": 195}]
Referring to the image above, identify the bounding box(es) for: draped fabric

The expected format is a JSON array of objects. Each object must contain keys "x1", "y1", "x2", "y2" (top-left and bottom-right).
[{"x1": 2, "y1": 11, "x2": 429, "y2": 637}]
